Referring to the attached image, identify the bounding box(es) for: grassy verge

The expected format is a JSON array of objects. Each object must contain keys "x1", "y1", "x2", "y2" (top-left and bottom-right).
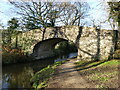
[
  {"x1": 75, "y1": 59, "x2": 120, "y2": 88},
  {"x1": 30, "y1": 60, "x2": 66, "y2": 89}
]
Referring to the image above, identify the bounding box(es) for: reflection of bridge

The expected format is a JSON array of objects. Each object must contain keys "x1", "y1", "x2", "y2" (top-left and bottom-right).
[{"x1": 31, "y1": 26, "x2": 117, "y2": 61}]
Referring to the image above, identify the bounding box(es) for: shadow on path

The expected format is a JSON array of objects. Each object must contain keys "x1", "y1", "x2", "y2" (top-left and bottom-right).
[
  {"x1": 54, "y1": 59, "x2": 110, "y2": 76},
  {"x1": 47, "y1": 58, "x2": 96, "y2": 88}
]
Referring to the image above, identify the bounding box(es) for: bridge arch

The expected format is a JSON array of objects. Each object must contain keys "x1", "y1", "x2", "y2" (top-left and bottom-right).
[
  {"x1": 29, "y1": 26, "x2": 115, "y2": 61},
  {"x1": 32, "y1": 38, "x2": 75, "y2": 59}
]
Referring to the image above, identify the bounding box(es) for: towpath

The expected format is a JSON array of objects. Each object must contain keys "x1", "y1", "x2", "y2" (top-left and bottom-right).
[{"x1": 47, "y1": 58, "x2": 95, "y2": 88}]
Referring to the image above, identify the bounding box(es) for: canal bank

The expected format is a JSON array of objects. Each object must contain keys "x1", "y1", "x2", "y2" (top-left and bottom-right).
[{"x1": 2, "y1": 52, "x2": 77, "y2": 88}]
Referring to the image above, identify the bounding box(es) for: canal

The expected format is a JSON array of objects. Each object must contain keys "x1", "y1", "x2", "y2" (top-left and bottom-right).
[{"x1": 2, "y1": 52, "x2": 77, "y2": 88}]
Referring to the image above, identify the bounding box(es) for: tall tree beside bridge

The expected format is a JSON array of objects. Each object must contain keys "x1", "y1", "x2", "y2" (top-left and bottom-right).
[
  {"x1": 107, "y1": 2, "x2": 120, "y2": 49},
  {"x1": 108, "y1": 2, "x2": 120, "y2": 28},
  {"x1": 7, "y1": 18, "x2": 19, "y2": 48}
]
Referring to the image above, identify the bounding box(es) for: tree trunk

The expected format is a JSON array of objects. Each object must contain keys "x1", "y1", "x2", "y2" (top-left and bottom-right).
[
  {"x1": 15, "y1": 35, "x2": 18, "y2": 48},
  {"x1": 118, "y1": 24, "x2": 120, "y2": 49},
  {"x1": 76, "y1": 26, "x2": 83, "y2": 60},
  {"x1": 95, "y1": 27, "x2": 100, "y2": 61},
  {"x1": 42, "y1": 28, "x2": 46, "y2": 41}
]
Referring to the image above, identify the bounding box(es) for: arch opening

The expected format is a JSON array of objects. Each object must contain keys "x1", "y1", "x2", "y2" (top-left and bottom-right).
[
  {"x1": 54, "y1": 41, "x2": 78, "y2": 56},
  {"x1": 32, "y1": 38, "x2": 78, "y2": 59}
]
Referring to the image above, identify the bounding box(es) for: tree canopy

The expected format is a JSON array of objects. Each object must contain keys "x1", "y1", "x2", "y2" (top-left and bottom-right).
[
  {"x1": 9, "y1": 1, "x2": 90, "y2": 30},
  {"x1": 108, "y1": 2, "x2": 120, "y2": 27}
]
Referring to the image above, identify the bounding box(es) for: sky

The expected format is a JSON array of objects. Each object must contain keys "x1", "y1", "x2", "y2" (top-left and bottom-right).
[
  {"x1": 0, "y1": 0, "x2": 16, "y2": 28},
  {"x1": 0, "y1": 0, "x2": 117, "y2": 30}
]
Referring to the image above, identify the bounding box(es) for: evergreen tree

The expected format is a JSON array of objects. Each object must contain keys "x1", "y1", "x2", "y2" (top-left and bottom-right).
[{"x1": 7, "y1": 18, "x2": 19, "y2": 48}]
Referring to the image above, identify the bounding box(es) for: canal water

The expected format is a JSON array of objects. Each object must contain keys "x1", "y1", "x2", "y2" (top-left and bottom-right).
[{"x1": 2, "y1": 52, "x2": 77, "y2": 88}]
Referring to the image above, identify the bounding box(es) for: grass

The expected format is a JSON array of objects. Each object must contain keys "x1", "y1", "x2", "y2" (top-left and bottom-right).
[
  {"x1": 100, "y1": 60, "x2": 120, "y2": 65},
  {"x1": 31, "y1": 58, "x2": 119, "y2": 89},
  {"x1": 30, "y1": 60, "x2": 66, "y2": 89},
  {"x1": 75, "y1": 59, "x2": 120, "y2": 88}
]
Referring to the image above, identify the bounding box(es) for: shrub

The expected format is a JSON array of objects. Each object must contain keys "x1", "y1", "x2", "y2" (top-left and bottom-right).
[
  {"x1": 113, "y1": 49, "x2": 120, "y2": 59},
  {"x1": 2, "y1": 46, "x2": 32, "y2": 65}
]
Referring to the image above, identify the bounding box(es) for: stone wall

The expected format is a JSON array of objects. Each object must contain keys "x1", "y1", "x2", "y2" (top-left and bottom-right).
[
  {"x1": 77, "y1": 27, "x2": 114, "y2": 61},
  {"x1": 45, "y1": 26, "x2": 114, "y2": 61},
  {"x1": 44, "y1": 26, "x2": 114, "y2": 61},
  {"x1": 5, "y1": 25, "x2": 115, "y2": 60}
]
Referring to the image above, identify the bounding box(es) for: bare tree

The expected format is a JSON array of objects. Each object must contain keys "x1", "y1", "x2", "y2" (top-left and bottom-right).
[
  {"x1": 57, "y1": 2, "x2": 90, "y2": 26},
  {"x1": 9, "y1": 1, "x2": 68, "y2": 40}
]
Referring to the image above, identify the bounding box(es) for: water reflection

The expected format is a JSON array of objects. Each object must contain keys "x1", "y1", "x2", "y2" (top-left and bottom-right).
[
  {"x1": 54, "y1": 52, "x2": 77, "y2": 62},
  {"x1": 2, "y1": 52, "x2": 77, "y2": 88}
]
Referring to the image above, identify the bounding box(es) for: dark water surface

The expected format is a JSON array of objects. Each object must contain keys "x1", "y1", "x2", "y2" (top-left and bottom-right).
[{"x1": 2, "y1": 52, "x2": 77, "y2": 88}]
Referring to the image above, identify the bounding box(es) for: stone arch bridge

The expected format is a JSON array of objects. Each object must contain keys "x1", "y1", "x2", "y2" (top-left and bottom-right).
[{"x1": 29, "y1": 26, "x2": 118, "y2": 61}]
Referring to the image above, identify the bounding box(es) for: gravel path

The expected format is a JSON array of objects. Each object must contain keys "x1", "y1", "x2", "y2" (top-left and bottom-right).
[{"x1": 47, "y1": 59, "x2": 95, "y2": 88}]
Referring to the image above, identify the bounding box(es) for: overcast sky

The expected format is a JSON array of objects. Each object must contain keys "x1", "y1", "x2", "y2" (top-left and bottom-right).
[{"x1": 0, "y1": 0, "x2": 115, "y2": 30}]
